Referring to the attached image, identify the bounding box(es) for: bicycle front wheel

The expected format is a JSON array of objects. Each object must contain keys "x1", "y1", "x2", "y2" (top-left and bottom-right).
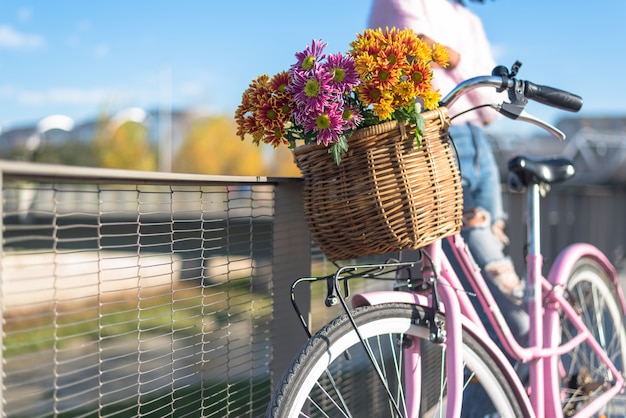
[
  {"x1": 267, "y1": 303, "x2": 524, "y2": 417},
  {"x1": 560, "y1": 257, "x2": 626, "y2": 417}
]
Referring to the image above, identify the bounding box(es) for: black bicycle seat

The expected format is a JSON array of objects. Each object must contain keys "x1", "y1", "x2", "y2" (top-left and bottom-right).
[{"x1": 507, "y1": 155, "x2": 575, "y2": 187}]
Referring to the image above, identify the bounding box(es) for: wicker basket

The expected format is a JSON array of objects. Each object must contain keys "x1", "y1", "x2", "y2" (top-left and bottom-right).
[{"x1": 293, "y1": 107, "x2": 463, "y2": 261}]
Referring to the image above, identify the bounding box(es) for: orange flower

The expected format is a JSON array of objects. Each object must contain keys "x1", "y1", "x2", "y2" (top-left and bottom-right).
[
  {"x1": 235, "y1": 73, "x2": 292, "y2": 146},
  {"x1": 349, "y1": 27, "x2": 440, "y2": 120}
]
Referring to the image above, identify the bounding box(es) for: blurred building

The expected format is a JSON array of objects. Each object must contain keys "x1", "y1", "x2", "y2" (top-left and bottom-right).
[
  {"x1": 488, "y1": 115, "x2": 626, "y2": 186},
  {"x1": 0, "y1": 108, "x2": 210, "y2": 169}
]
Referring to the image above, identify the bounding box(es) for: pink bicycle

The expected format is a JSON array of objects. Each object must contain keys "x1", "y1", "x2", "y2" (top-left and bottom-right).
[{"x1": 267, "y1": 63, "x2": 626, "y2": 417}]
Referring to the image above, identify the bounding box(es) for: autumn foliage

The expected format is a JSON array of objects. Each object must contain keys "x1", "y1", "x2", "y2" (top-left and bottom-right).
[
  {"x1": 95, "y1": 117, "x2": 157, "y2": 171},
  {"x1": 22, "y1": 112, "x2": 301, "y2": 177},
  {"x1": 174, "y1": 115, "x2": 300, "y2": 177}
]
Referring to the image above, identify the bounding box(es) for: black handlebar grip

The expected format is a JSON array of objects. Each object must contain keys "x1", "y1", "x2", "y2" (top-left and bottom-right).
[{"x1": 524, "y1": 82, "x2": 583, "y2": 112}]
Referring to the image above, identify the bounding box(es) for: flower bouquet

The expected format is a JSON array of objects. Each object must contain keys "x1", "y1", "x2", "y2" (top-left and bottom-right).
[
  {"x1": 236, "y1": 27, "x2": 464, "y2": 261},
  {"x1": 235, "y1": 27, "x2": 450, "y2": 165}
]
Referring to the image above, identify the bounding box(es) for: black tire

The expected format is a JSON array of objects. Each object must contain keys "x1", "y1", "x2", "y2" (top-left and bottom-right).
[
  {"x1": 559, "y1": 258, "x2": 626, "y2": 417},
  {"x1": 267, "y1": 303, "x2": 525, "y2": 417}
]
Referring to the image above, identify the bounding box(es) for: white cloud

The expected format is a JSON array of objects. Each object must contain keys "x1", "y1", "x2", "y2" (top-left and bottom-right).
[
  {"x1": 0, "y1": 25, "x2": 44, "y2": 49},
  {"x1": 17, "y1": 90, "x2": 45, "y2": 105},
  {"x1": 93, "y1": 43, "x2": 110, "y2": 58},
  {"x1": 49, "y1": 87, "x2": 112, "y2": 104}
]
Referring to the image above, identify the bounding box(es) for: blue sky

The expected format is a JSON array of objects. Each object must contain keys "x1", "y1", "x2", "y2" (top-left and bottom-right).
[{"x1": 0, "y1": 0, "x2": 623, "y2": 135}]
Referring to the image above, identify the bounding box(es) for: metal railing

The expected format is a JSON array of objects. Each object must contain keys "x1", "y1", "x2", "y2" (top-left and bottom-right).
[
  {"x1": 0, "y1": 161, "x2": 311, "y2": 418},
  {"x1": 1, "y1": 160, "x2": 625, "y2": 417}
]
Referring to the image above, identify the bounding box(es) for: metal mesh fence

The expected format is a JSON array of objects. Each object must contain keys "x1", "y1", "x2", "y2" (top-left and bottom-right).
[{"x1": 1, "y1": 178, "x2": 274, "y2": 417}]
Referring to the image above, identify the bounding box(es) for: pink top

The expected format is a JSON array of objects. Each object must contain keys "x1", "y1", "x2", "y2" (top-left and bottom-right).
[{"x1": 368, "y1": 0, "x2": 503, "y2": 125}]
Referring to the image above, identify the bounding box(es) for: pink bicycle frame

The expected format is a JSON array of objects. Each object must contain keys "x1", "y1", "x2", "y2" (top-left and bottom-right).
[{"x1": 352, "y1": 235, "x2": 626, "y2": 418}]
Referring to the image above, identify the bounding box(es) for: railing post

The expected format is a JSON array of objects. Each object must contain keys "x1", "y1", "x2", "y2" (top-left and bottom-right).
[
  {"x1": 0, "y1": 168, "x2": 4, "y2": 418},
  {"x1": 270, "y1": 178, "x2": 311, "y2": 390}
]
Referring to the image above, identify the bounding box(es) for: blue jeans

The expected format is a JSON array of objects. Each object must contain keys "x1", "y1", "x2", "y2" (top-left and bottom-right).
[
  {"x1": 448, "y1": 123, "x2": 529, "y2": 345},
  {"x1": 449, "y1": 123, "x2": 507, "y2": 269},
  {"x1": 449, "y1": 123, "x2": 504, "y2": 223}
]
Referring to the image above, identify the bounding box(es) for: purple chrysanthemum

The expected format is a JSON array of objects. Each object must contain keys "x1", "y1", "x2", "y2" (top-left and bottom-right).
[
  {"x1": 302, "y1": 101, "x2": 346, "y2": 146},
  {"x1": 292, "y1": 39, "x2": 327, "y2": 73},
  {"x1": 341, "y1": 102, "x2": 363, "y2": 130},
  {"x1": 286, "y1": 39, "x2": 361, "y2": 147},
  {"x1": 288, "y1": 67, "x2": 336, "y2": 116},
  {"x1": 324, "y1": 53, "x2": 360, "y2": 93}
]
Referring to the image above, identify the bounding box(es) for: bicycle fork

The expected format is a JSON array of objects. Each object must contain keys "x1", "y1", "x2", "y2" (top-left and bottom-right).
[{"x1": 402, "y1": 240, "x2": 464, "y2": 418}]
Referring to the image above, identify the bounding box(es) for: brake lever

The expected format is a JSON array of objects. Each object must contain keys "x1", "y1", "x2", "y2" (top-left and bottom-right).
[{"x1": 490, "y1": 103, "x2": 566, "y2": 141}]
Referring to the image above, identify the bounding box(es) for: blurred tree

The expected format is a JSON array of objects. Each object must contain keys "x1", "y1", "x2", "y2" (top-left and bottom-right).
[
  {"x1": 267, "y1": 145, "x2": 302, "y2": 177},
  {"x1": 3, "y1": 111, "x2": 302, "y2": 175},
  {"x1": 94, "y1": 116, "x2": 157, "y2": 171},
  {"x1": 173, "y1": 116, "x2": 265, "y2": 175},
  {"x1": 173, "y1": 115, "x2": 303, "y2": 177}
]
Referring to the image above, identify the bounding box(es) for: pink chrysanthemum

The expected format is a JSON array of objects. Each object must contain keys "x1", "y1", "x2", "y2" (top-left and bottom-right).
[
  {"x1": 289, "y1": 67, "x2": 336, "y2": 117},
  {"x1": 324, "y1": 53, "x2": 360, "y2": 93},
  {"x1": 303, "y1": 101, "x2": 346, "y2": 146},
  {"x1": 341, "y1": 103, "x2": 363, "y2": 130},
  {"x1": 293, "y1": 39, "x2": 327, "y2": 72}
]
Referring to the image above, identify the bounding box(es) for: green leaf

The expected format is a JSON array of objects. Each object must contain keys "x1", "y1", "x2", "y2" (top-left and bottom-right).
[
  {"x1": 414, "y1": 108, "x2": 426, "y2": 149},
  {"x1": 393, "y1": 107, "x2": 410, "y2": 123},
  {"x1": 329, "y1": 136, "x2": 349, "y2": 165}
]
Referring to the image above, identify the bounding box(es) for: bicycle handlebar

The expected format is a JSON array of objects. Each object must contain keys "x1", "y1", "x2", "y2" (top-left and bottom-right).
[
  {"x1": 523, "y1": 81, "x2": 582, "y2": 113},
  {"x1": 439, "y1": 62, "x2": 583, "y2": 140}
]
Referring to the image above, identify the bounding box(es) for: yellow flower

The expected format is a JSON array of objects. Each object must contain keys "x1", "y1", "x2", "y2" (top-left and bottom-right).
[
  {"x1": 353, "y1": 53, "x2": 377, "y2": 76},
  {"x1": 350, "y1": 27, "x2": 439, "y2": 117},
  {"x1": 393, "y1": 80, "x2": 417, "y2": 107},
  {"x1": 373, "y1": 93, "x2": 395, "y2": 120},
  {"x1": 422, "y1": 90, "x2": 442, "y2": 111},
  {"x1": 432, "y1": 44, "x2": 450, "y2": 68}
]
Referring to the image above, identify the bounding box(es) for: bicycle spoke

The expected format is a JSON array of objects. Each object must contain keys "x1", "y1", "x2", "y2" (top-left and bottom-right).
[
  {"x1": 312, "y1": 371, "x2": 352, "y2": 418},
  {"x1": 560, "y1": 259, "x2": 626, "y2": 416}
]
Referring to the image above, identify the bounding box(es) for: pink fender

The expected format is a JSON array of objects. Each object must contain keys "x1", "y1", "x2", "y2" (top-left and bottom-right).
[
  {"x1": 547, "y1": 243, "x2": 626, "y2": 314},
  {"x1": 351, "y1": 290, "x2": 431, "y2": 310}
]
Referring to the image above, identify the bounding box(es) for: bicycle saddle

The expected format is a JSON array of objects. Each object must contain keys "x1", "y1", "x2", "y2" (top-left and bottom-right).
[{"x1": 507, "y1": 155, "x2": 575, "y2": 190}]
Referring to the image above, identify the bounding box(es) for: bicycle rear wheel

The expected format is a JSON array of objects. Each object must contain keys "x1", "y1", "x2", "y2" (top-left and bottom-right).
[
  {"x1": 266, "y1": 303, "x2": 524, "y2": 417},
  {"x1": 560, "y1": 258, "x2": 626, "y2": 417}
]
